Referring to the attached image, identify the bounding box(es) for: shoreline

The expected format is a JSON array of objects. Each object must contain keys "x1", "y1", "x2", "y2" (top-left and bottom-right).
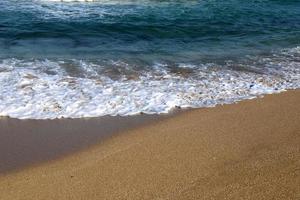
[
  {"x1": 1, "y1": 90, "x2": 299, "y2": 199},
  {"x1": 0, "y1": 113, "x2": 169, "y2": 174},
  {"x1": 0, "y1": 91, "x2": 288, "y2": 174}
]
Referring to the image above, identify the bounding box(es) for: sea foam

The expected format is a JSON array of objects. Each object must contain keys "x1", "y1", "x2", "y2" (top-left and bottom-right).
[{"x1": 0, "y1": 47, "x2": 299, "y2": 119}]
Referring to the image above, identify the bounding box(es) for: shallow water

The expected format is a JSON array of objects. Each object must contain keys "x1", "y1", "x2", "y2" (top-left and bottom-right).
[{"x1": 0, "y1": 0, "x2": 299, "y2": 119}]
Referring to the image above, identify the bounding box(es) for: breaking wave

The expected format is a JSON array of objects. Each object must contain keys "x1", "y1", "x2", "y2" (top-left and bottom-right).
[{"x1": 0, "y1": 47, "x2": 299, "y2": 119}]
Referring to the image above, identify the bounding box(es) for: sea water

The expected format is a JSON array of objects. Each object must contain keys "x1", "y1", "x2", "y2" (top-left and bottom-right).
[{"x1": 0, "y1": 0, "x2": 299, "y2": 119}]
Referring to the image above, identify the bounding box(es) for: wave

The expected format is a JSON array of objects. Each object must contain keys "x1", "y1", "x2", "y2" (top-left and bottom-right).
[
  {"x1": 0, "y1": 47, "x2": 299, "y2": 119},
  {"x1": 1, "y1": 0, "x2": 299, "y2": 60}
]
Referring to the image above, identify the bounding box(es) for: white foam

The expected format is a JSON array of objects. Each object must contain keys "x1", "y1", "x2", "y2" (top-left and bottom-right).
[{"x1": 0, "y1": 48, "x2": 299, "y2": 119}]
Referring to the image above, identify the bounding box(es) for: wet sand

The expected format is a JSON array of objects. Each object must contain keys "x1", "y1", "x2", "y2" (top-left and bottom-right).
[
  {"x1": 0, "y1": 90, "x2": 299, "y2": 199},
  {"x1": 0, "y1": 114, "x2": 166, "y2": 174}
]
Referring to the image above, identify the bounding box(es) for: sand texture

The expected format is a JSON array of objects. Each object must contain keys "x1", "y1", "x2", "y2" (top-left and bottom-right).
[{"x1": 0, "y1": 90, "x2": 299, "y2": 200}]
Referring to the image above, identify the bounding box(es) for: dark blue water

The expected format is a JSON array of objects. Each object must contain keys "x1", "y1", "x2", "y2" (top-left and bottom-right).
[
  {"x1": 0, "y1": 0, "x2": 300, "y2": 119},
  {"x1": 1, "y1": 0, "x2": 300, "y2": 63}
]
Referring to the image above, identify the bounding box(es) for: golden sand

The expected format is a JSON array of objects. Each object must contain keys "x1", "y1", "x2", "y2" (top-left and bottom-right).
[{"x1": 0, "y1": 90, "x2": 299, "y2": 199}]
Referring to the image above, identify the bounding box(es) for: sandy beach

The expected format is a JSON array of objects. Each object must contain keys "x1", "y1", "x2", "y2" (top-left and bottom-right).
[
  {"x1": 0, "y1": 90, "x2": 299, "y2": 200},
  {"x1": 0, "y1": 113, "x2": 165, "y2": 174}
]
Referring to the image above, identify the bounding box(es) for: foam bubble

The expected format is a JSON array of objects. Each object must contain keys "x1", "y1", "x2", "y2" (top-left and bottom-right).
[{"x1": 0, "y1": 48, "x2": 299, "y2": 119}]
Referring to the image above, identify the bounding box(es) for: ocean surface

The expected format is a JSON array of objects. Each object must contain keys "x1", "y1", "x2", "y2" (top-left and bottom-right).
[{"x1": 0, "y1": 0, "x2": 299, "y2": 119}]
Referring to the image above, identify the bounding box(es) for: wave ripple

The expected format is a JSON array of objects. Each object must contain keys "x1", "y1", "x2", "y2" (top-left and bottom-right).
[{"x1": 0, "y1": 47, "x2": 299, "y2": 119}]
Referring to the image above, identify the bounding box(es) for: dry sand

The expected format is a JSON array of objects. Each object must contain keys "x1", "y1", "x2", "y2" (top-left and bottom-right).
[{"x1": 0, "y1": 90, "x2": 299, "y2": 200}]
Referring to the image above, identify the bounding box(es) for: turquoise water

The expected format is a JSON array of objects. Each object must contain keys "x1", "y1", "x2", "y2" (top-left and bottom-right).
[
  {"x1": 1, "y1": 0, "x2": 300, "y2": 61},
  {"x1": 0, "y1": 0, "x2": 299, "y2": 119}
]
